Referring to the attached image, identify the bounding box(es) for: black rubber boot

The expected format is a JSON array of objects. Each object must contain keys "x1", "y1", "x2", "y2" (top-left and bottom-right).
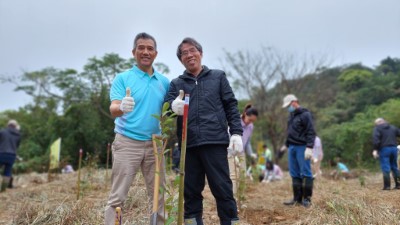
[
  {"x1": 8, "y1": 176, "x2": 13, "y2": 189},
  {"x1": 383, "y1": 172, "x2": 391, "y2": 190},
  {"x1": 302, "y1": 177, "x2": 313, "y2": 208},
  {"x1": 393, "y1": 171, "x2": 400, "y2": 189},
  {"x1": 283, "y1": 178, "x2": 302, "y2": 206},
  {"x1": 1, "y1": 176, "x2": 10, "y2": 192},
  {"x1": 184, "y1": 217, "x2": 204, "y2": 225}
]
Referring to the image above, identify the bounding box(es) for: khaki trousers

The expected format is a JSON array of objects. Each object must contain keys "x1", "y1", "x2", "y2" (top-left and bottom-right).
[{"x1": 104, "y1": 133, "x2": 165, "y2": 225}]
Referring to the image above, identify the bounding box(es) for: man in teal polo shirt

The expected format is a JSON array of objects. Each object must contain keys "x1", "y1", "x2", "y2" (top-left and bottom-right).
[{"x1": 104, "y1": 32, "x2": 170, "y2": 225}]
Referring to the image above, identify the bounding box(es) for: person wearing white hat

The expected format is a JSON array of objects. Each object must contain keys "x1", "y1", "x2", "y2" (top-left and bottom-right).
[
  {"x1": 282, "y1": 94, "x2": 316, "y2": 208},
  {"x1": 0, "y1": 120, "x2": 21, "y2": 192}
]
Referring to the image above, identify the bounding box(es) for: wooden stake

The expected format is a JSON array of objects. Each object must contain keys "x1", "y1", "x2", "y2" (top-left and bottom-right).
[
  {"x1": 178, "y1": 93, "x2": 190, "y2": 225},
  {"x1": 76, "y1": 148, "x2": 83, "y2": 200},
  {"x1": 106, "y1": 142, "x2": 110, "y2": 189}
]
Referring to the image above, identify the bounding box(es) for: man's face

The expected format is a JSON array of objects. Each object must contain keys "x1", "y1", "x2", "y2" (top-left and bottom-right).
[
  {"x1": 180, "y1": 43, "x2": 202, "y2": 74},
  {"x1": 132, "y1": 38, "x2": 157, "y2": 69}
]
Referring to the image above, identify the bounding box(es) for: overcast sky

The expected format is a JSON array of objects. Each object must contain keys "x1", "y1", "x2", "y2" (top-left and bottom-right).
[{"x1": 1, "y1": 0, "x2": 399, "y2": 112}]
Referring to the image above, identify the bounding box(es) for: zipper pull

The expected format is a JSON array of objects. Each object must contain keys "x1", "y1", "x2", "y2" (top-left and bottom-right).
[{"x1": 195, "y1": 80, "x2": 198, "y2": 85}]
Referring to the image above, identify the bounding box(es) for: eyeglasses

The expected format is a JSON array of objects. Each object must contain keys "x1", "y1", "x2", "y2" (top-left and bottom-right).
[{"x1": 181, "y1": 47, "x2": 198, "y2": 57}]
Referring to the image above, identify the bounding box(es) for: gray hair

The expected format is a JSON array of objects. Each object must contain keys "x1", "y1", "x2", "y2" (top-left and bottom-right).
[
  {"x1": 374, "y1": 118, "x2": 386, "y2": 125},
  {"x1": 176, "y1": 37, "x2": 203, "y2": 60},
  {"x1": 133, "y1": 32, "x2": 157, "y2": 51}
]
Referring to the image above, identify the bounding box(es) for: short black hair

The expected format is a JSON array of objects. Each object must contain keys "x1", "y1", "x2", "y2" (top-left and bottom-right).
[
  {"x1": 176, "y1": 37, "x2": 203, "y2": 60},
  {"x1": 133, "y1": 32, "x2": 157, "y2": 51}
]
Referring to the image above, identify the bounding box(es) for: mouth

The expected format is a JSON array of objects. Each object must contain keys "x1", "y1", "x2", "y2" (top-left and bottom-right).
[
  {"x1": 141, "y1": 57, "x2": 151, "y2": 61},
  {"x1": 186, "y1": 59, "x2": 196, "y2": 64}
]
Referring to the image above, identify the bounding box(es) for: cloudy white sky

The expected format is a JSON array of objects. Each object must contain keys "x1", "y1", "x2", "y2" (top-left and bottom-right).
[{"x1": 1, "y1": 0, "x2": 399, "y2": 112}]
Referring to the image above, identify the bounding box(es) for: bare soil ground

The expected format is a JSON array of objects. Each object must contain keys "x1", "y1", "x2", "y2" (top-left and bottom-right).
[{"x1": 1, "y1": 169, "x2": 400, "y2": 224}]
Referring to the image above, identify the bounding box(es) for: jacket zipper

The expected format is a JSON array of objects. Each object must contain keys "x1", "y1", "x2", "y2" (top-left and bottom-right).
[{"x1": 195, "y1": 77, "x2": 200, "y2": 143}]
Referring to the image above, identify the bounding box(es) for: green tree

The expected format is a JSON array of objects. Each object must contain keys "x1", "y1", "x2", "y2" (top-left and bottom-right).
[{"x1": 3, "y1": 53, "x2": 170, "y2": 170}]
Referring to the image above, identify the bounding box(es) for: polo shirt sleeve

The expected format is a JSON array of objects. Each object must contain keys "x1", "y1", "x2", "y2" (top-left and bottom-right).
[{"x1": 110, "y1": 74, "x2": 125, "y2": 101}]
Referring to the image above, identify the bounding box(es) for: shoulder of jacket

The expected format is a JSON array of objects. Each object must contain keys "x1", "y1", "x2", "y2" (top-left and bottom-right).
[{"x1": 210, "y1": 69, "x2": 226, "y2": 76}]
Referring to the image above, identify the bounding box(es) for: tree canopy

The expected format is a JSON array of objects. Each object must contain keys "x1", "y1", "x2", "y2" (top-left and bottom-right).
[{"x1": 1, "y1": 51, "x2": 400, "y2": 172}]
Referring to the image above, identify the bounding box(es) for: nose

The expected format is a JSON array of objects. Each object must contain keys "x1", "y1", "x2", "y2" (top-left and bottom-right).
[{"x1": 142, "y1": 48, "x2": 150, "y2": 55}]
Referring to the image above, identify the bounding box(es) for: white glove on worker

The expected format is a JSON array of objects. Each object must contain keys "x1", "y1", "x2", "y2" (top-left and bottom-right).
[
  {"x1": 172, "y1": 90, "x2": 185, "y2": 116},
  {"x1": 313, "y1": 158, "x2": 318, "y2": 164},
  {"x1": 304, "y1": 147, "x2": 313, "y2": 160},
  {"x1": 250, "y1": 153, "x2": 258, "y2": 159},
  {"x1": 372, "y1": 150, "x2": 379, "y2": 159},
  {"x1": 228, "y1": 134, "x2": 243, "y2": 156},
  {"x1": 120, "y1": 87, "x2": 135, "y2": 113}
]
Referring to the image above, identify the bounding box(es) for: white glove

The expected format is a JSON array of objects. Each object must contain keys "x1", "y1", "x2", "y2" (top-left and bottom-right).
[
  {"x1": 172, "y1": 90, "x2": 185, "y2": 116},
  {"x1": 251, "y1": 153, "x2": 257, "y2": 159},
  {"x1": 228, "y1": 134, "x2": 243, "y2": 156},
  {"x1": 313, "y1": 158, "x2": 318, "y2": 164},
  {"x1": 372, "y1": 150, "x2": 379, "y2": 159},
  {"x1": 120, "y1": 87, "x2": 135, "y2": 113},
  {"x1": 305, "y1": 147, "x2": 313, "y2": 160}
]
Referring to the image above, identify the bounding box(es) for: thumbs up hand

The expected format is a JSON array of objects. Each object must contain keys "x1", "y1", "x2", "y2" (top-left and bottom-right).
[
  {"x1": 172, "y1": 90, "x2": 185, "y2": 115},
  {"x1": 119, "y1": 87, "x2": 135, "y2": 113}
]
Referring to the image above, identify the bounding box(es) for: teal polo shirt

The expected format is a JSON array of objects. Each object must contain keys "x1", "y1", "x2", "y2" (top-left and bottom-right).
[{"x1": 110, "y1": 65, "x2": 170, "y2": 141}]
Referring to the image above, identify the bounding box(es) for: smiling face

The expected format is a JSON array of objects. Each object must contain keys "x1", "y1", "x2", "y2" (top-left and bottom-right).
[
  {"x1": 132, "y1": 38, "x2": 157, "y2": 72},
  {"x1": 179, "y1": 43, "x2": 203, "y2": 76}
]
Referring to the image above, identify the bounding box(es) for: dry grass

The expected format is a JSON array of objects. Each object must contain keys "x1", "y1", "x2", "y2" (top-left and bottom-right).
[{"x1": 1, "y1": 169, "x2": 400, "y2": 224}]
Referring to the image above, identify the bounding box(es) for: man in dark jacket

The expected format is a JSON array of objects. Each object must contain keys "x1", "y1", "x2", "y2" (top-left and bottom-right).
[
  {"x1": 164, "y1": 37, "x2": 242, "y2": 225},
  {"x1": 282, "y1": 94, "x2": 316, "y2": 207},
  {"x1": 372, "y1": 118, "x2": 400, "y2": 190},
  {"x1": 0, "y1": 120, "x2": 21, "y2": 192}
]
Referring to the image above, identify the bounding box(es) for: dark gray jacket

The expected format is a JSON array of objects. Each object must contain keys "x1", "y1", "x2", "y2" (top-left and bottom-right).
[
  {"x1": 0, "y1": 127, "x2": 21, "y2": 155},
  {"x1": 286, "y1": 107, "x2": 316, "y2": 148},
  {"x1": 373, "y1": 123, "x2": 400, "y2": 150},
  {"x1": 165, "y1": 66, "x2": 242, "y2": 148}
]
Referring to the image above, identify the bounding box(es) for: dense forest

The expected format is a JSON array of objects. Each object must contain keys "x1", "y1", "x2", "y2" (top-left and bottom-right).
[{"x1": 1, "y1": 51, "x2": 399, "y2": 173}]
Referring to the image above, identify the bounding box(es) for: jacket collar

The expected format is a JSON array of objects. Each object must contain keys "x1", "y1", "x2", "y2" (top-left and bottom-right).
[{"x1": 180, "y1": 65, "x2": 210, "y2": 80}]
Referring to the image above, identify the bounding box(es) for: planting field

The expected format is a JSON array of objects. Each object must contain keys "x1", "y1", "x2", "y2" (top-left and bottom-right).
[{"x1": 1, "y1": 169, "x2": 400, "y2": 224}]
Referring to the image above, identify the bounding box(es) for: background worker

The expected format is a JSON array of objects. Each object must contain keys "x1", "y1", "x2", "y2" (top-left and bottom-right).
[
  {"x1": 282, "y1": 94, "x2": 316, "y2": 208},
  {"x1": 372, "y1": 118, "x2": 400, "y2": 190},
  {"x1": 0, "y1": 120, "x2": 21, "y2": 192},
  {"x1": 228, "y1": 104, "x2": 258, "y2": 197},
  {"x1": 329, "y1": 158, "x2": 350, "y2": 180},
  {"x1": 259, "y1": 160, "x2": 283, "y2": 183},
  {"x1": 263, "y1": 144, "x2": 273, "y2": 162}
]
